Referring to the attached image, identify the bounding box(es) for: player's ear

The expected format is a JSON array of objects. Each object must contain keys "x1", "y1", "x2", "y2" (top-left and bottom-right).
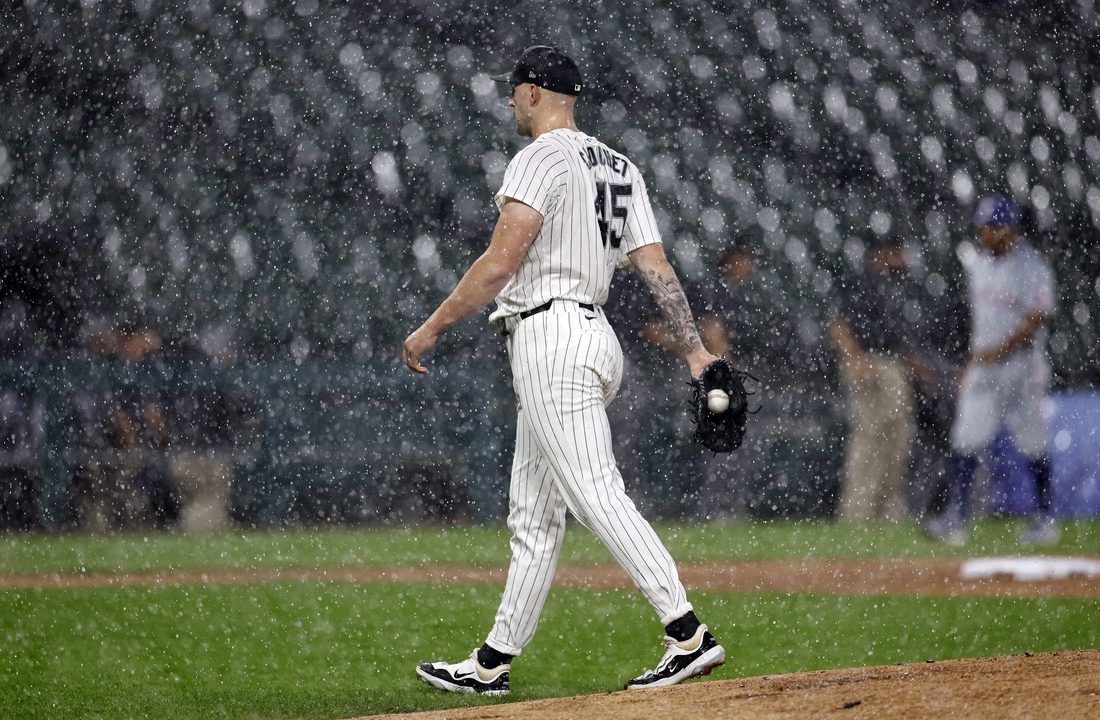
[{"x1": 528, "y1": 84, "x2": 541, "y2": 106}]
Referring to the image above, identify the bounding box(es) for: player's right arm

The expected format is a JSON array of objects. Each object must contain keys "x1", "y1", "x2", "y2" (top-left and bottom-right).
[
  {"x1": 967, "y1": 311, "x2": 1048, "y2": 366},
  {"x1": 826, "y1": 315, "x2": 873, "y2": 380},
  {"x1": 968, "y1": 254, "x2": 1054, "y2": 367},
  {"x1": 402, "y1": 199, "x2": 542, "y2": 374}
]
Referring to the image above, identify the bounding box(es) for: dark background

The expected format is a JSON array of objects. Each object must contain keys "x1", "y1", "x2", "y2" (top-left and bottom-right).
[{"x1": 0, "y1": 0, "x2": 1097, "y2": 529}]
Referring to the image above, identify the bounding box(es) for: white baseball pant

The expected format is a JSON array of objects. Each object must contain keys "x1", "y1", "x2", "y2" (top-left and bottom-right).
[
  {"x1": 950, "y1": 352, "x2": 1050, "y2": 458},
  {"x1": 485, "y1": 300, "x2": 693, "y2": 656}
]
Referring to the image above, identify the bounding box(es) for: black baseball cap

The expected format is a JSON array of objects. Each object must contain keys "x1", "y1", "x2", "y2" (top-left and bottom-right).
[{"x1": 491, "y1": 45, "x2": 583, "y2": 96}]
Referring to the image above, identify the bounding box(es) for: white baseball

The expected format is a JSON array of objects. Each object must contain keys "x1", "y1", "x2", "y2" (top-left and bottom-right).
[{"x1": 707, "y1": 389, "x2": 730, "y2": 413}]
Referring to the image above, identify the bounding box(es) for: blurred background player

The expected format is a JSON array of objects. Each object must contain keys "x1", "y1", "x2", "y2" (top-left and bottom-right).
[
  {"x1": 926, "y1": 195, "x2": 1058, "y2": 545},
  {"x1": 826, "y1": 235, "x2": 916, "y2": 522},
  {"x1": 604, "y1": 269, "x2": 703, "y2": 520},
  {"x1": 690, "y1": 244, "x2": 787, "y2": 517},
  {"x1": 70, "y1": 317, "x2": 177, "y2": 532}
]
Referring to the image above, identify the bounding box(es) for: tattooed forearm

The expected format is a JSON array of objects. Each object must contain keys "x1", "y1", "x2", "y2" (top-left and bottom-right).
[{"x1": 639, "y1": 267, "x2": 704, "y2": 356}]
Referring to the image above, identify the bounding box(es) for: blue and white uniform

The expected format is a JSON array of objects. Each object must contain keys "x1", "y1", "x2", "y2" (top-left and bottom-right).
[{"x1": 950, "y1": 240, "x2": 1055, "y2": 457}]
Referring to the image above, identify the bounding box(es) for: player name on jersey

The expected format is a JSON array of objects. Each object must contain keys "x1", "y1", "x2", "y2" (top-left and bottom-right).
[{"x1": 578, "y1": 145, "x2": 628, "y2": 176}]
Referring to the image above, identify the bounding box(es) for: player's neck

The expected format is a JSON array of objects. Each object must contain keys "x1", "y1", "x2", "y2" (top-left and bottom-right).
[{"x1": 531, "y1": 112, "x2": 579, "y2": 139}]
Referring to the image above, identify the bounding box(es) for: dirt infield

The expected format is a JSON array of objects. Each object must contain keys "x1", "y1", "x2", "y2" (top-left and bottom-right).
[
  {"x1": 364, "y1": 650, "x2": 1100, "y2": 720},
  {"x1": 4, "y1": 557, "x2": 1100, "y2": 598}
]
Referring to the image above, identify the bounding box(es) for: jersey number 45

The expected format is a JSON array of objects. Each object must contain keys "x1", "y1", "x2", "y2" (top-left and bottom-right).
[{"x1": 594, "y1": 181, "x2": 633, "y2": 248}]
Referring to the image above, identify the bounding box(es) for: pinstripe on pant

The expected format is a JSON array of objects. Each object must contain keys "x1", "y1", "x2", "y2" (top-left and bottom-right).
[{"x1": 486, "y1": 301, "x2": 693, "y2": 656}]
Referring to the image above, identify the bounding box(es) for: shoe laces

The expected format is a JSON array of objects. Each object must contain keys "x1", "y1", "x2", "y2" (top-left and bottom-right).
[
  {"x1": 636, "y1": 625, "x2": 707, "y2": 679},
  {"x1": 654, "y1": 631, "x2": 697, "y2": 669}
]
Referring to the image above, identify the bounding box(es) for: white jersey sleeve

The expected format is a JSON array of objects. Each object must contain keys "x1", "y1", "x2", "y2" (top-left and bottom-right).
[
  {"x1": 1022, "y1": 250, "x2": 1055, "y2": 316},
  {"x1": 966, "y1": 241, "x2": 1056, "y2": 354},
  {"x1": 620, "y1": 171, "x2": 662, "y2": 254},
  {"x1": 495, "y1": 143, "x2": 568, "y2": 216}
]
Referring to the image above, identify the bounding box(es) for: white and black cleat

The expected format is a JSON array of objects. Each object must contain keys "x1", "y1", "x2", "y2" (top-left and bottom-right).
[
  {"x1": 626, "y1": 624, "x2": 726, "y2": 690},
  {"x1": 416, "y1": 652, "x2": 510, "y2": 696}
]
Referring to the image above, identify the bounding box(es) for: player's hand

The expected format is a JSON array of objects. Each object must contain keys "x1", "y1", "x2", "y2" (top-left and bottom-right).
[
  {"x1": 403, "y1": 325, "x2": 439, "y2": 374},
  {"x1": 967, "y1": 347, "x2": 1001, "y2": 366}
]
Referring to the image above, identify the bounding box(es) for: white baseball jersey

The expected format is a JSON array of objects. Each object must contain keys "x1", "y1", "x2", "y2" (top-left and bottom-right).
[
  {"x1": 482, "y1": 129, "x2": 693, "y2": 657},
  {"x1": 488, "y1": 128, "x2": 661, "y2": 322},
  {"x1": 951, "y1": 240, "x2": 1055, "y2": 457},
  {"x1": 965, "y1": 240, "x2": 1054, "y2": 357}
]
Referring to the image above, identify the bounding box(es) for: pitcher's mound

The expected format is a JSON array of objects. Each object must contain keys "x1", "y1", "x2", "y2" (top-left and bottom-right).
[{"x1": 365, "y1": 649, "x2": 1099, "y2": 719}]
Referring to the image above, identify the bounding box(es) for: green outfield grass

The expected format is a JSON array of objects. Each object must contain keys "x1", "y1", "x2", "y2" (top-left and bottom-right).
[
  {"x1": 1, "y1": 520, "x2": 1099, "y2": 720},
  {"x1": 3, "y1": 518, "x2": 1100, "y2": 575}
]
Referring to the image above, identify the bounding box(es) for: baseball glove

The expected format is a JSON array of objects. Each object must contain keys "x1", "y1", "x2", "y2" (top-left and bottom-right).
[{"x1": 689, "y1": 358, "x2": 755, "y2": 453}]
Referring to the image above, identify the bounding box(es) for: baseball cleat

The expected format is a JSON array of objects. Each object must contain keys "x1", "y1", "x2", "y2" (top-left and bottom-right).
[
  {"x1": 415, "y1": 652, "x2": 510, "y2": 696},
  {"x1": 626, "y1": 624, "x2": 725, "y2": 690},
  {"x1": 1020, "y1": 515, "x2": 1060, "y2": 546},
  {"x1": 923, "y1": 515, "x2": 968, "y2": 546}
]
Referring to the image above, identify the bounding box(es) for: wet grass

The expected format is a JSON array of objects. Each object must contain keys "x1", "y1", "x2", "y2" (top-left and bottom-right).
[
  {"x1": 1, "y1": 580, "x2": 1097, "y2": 719},
  {"x1": 3, "y1": 518, "x2": 1100, "y2": 575}
]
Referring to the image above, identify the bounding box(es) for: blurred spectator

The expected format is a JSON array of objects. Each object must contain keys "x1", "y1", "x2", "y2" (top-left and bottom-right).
[
  {"x1": 908, "y1": 351, "x2": 959, "y2": 519},
  {"x1": 826, "y1": 236, "x2": 916, "y2": 522},
  {"x1": 167, "y1": 392, "x2": 234, "y2": 533},
  {"x1": 690, "y1": 244, "x2": 789, "y2": 516},
  {"x1": 168, "y1": 325, "x2": 257, "y2": 533},
  {"x1": 926, "y1": 196, "x2": 1059, "y2": 546},
  {"x1": 71, "y1": 317, "x2": 178, "y2": 531},
  {"x1": 0, "y1": 298, "x2": 43, "y2": 357},
  {"x1": 0, "y1": 390, "x2": 44, "y2": 530},
  {"x1": 605, "y1": 270, "x2": 701, "y2": 519},
  {"x1": 695, "y1": 246, "x2": 780, "y2": 374},
  {"x1": 0, "y1": 297, "x2": 45, "y2": 530}
]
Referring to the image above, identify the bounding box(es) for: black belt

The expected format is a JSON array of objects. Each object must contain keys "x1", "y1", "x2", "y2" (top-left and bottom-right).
[
  {"x1": 500, "y1": 299, "x2": 597, "y2": 336},
  {"x1": 519, "y1": 299, "x2": 594, "y2": 320}
]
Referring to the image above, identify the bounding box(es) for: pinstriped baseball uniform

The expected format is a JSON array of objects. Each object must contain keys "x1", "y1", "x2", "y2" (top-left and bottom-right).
[{"x1": 484, "y1": 128, "x2": 693, "y2": 657}]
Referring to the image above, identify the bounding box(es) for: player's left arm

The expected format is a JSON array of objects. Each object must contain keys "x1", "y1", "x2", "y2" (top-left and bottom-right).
[
  {"x1": 641, "y1": 306, "x2": 729, "y2": 357},
  {"x1": 402, "y1": 199, "x2": 542, "y2": 374},
  {"x1": 627, "y1": 243, "x2": 718, "y2": 378}
]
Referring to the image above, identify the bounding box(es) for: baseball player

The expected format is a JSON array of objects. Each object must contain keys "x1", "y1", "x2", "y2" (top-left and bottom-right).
[
  {"x1": 403, "y1": 46, "x2": 726, "y2": 695},
  {"x1": 925, "y1": 195, "x2": 1058, "y2": 545}
]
